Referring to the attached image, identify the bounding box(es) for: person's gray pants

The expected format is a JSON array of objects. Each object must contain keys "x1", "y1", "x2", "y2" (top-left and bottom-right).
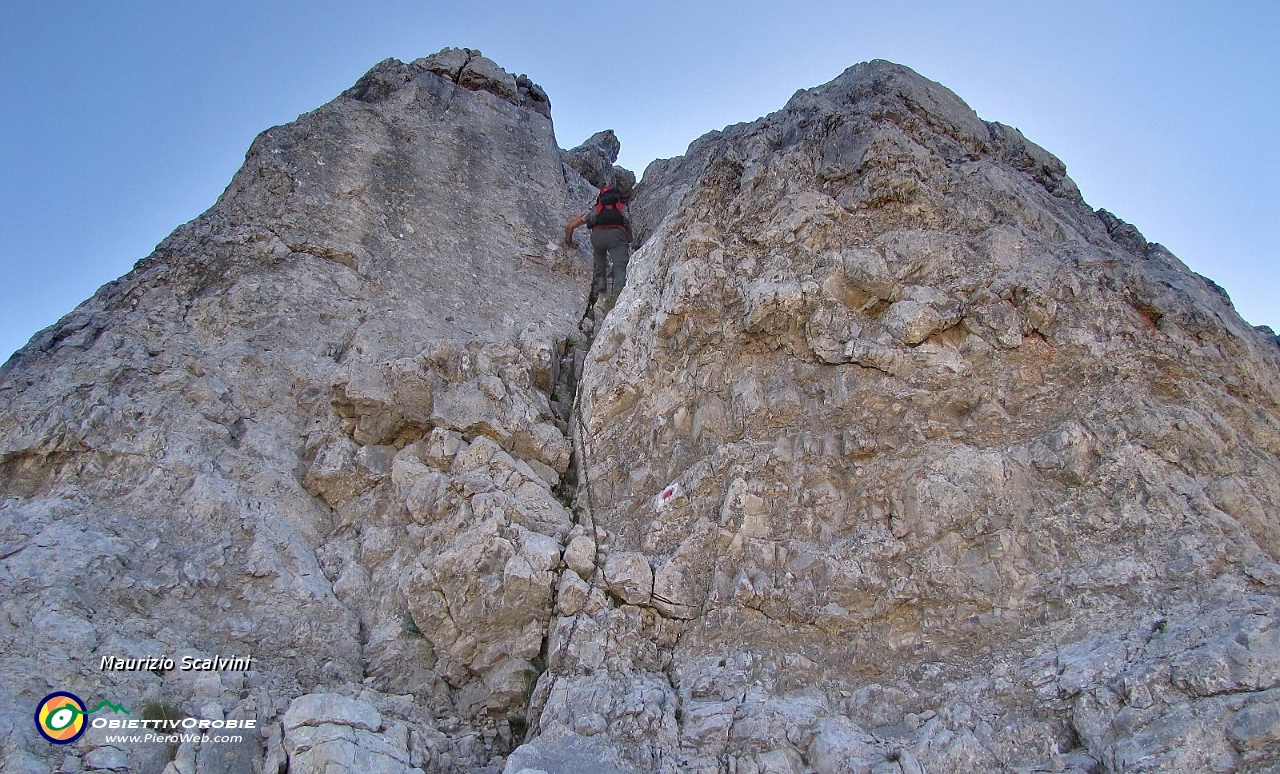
[{"x1": 590, "y1": 228, "x2": 630, "y2": 297}]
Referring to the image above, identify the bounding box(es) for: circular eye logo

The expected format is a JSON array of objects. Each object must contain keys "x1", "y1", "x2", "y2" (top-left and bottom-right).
[{"x1": 35, "y1": 692, "x2": 87, "y2": 744}]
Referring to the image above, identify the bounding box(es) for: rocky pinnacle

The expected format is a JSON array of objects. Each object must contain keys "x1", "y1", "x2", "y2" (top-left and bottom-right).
[{"x1": 2, "y1": 51, "x2": 1278, "y2": 774}]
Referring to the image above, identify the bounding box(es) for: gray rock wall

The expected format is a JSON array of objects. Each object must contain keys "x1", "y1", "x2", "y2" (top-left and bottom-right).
[
  {"x1": 0, "y1": 51, "x2": 599, "y2": 773},
  {"x1": 546, "y1": 60, "x2": 1280, "y2": 772},
  {"x1": 2, "y1": 52, "x2": 1278, "y2": 774}
]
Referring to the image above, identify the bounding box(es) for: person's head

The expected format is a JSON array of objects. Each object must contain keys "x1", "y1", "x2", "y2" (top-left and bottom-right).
[{"x1": 598, "y1": 186, "x2": 621, "y2": 206}]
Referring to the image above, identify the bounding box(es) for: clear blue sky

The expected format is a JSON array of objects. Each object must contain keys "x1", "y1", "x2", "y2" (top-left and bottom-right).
[{"x1": 2, "y1": 1, "x2": 1276, "y2": 362}]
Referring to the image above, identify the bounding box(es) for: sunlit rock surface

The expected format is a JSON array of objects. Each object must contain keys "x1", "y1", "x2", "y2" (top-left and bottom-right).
[
  {"x1": 560, "y1": 60, "x2": 1280, "y2": 773},
  {"x1": 2, "y1": 53, "x2": 1278, "y2": 774}
]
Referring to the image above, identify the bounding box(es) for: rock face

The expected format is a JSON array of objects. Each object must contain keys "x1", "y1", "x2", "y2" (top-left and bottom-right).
[
  {"x1": 563, "y1": 130, "x2": 637, "y2": 200},
  {"x1": 554, "y1": 60, "x2": 1280, "y2": 772},
  {"x1": 2, "y1": 52, "x2": 1278, "y2": 774},
  {"x1": 0, "y1": 50, "x2": 597, "y2": 773}
]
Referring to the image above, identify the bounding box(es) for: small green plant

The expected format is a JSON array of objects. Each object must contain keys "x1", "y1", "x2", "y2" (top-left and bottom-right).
[
  {"x1": 402, "y1": 614, "x2": 423, "y2": 638},
  {"x1": 141, "y1": 700, "x2": 183, "y2": 724}
]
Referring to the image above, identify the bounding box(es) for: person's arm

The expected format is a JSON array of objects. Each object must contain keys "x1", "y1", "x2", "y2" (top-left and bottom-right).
[{"x1": 564, "y1": 214, "x2": 585, "y2": 244}]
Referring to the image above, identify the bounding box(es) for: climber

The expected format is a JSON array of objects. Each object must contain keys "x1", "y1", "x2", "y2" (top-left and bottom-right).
[{"x1": 564, "y1": 185, "x2": 632, "y2": 304}]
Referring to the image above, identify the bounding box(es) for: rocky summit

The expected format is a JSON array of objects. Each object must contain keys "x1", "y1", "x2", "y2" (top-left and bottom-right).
[{"x1": 1, "y1": 48, "x2": 1278, "y2": 774}]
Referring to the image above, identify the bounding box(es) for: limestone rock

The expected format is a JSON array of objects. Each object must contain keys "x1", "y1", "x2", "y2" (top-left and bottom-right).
[
  {"x1": 281, "y1": 694, "x2": 424, "y2": 774},
  {"x1": 556, "y1": 59, "x2": 1280, "y2": 771},
  {"x1": 3, "y1": 50, "x2": 1280, "y2": 774},
  {"x1": 562, "y1": 533, "x2": 598, "y2": 578},
  {"x1": 83, "y1": 746, "x2": 131, "y2": 771},
  {"x1": 0, "y1": 46, "x2": 587, "y2": 773},
  {"x1": 284, "y1": 693, "x2": 383, "y2": 733},
  {"x1": 562, "y1": 130, "x2": 637, "y2": 200},
  {"x1": 603, "y1": 551, "x2": 653, "y2": 605}
]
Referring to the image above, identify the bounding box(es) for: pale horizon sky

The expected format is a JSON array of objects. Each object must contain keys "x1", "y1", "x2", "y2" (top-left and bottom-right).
[{"x1": 2, "y1": 1, "x2": 1276, "y2": 363}]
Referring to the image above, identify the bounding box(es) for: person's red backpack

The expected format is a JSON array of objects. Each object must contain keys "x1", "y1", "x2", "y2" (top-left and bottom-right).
[{"x1": 592, "y1": 186, "x2": 627, "y2": 232}]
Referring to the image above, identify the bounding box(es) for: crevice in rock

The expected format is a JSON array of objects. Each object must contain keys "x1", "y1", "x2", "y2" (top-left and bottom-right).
[
  {"x1": 450, "y1": 50, "x2": 478, "y2": 85},
  {"x1": 521, "y1": 289, "x2": 616, "y2": 746},
  {"x1": 549, "y1": 290, "x2": 612, "y2": 509}
]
